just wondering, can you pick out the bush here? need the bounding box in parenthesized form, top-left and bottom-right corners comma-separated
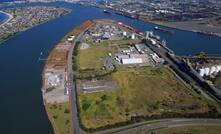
(64, 109, 70, 114)
(52, 115, 58, 119)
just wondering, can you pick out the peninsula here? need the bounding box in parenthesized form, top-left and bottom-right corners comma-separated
(42, 19, 221, 134)
(0, 6, 70, 44)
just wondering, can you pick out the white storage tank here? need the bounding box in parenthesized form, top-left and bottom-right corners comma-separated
(131, 34, 135, 39)
(123, 31, 127, 36)
(199, 68, 205, 76)
(205, 68, 210, 76)
(217, 65, 221, 73)
(210, 66, 216, 74)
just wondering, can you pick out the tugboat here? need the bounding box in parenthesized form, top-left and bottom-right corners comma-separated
(154, 26, 174, 35)
(103, 9, 111, 15)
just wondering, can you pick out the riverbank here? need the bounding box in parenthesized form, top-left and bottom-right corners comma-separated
(0, 6, 71, 44)
(151, 20, 221, 37)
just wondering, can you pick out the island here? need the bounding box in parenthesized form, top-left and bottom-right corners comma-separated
(0, 6, 70, 44)
(42, 19, 221, 134)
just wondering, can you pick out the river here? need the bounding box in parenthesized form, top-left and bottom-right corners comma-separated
(0, 2, 220, 134)
(0, 12, 6, 24)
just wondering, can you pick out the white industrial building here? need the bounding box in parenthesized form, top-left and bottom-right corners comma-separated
(121, 58, 143, 64)
(45, 72, 61, 87)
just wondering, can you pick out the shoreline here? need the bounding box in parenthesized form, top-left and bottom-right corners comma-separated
(150, 20, 221, 37)
(0, 8, 71, 44)
(95, 5, 221, 37)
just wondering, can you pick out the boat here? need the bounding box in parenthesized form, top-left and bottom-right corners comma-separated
(154, 26, 174, 35)
(103, 9, 111, 15)
(196, 31, 214, 36)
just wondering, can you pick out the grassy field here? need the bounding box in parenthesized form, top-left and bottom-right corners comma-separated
(155, 126, 221, 134)
(77, 39, 141, 71)
(46, 103, 71, 134)
(77, 41, 110, 70)
(78, 67, 221, 129)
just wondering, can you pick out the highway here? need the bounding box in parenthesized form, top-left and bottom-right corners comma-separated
(114, 118, 221, 134)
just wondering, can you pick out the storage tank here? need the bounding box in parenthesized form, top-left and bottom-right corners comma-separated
(131, 34, 135, 39)
(210, 66, 216, 74)
(123, 31, 127, 36)
(199, 68, 205, 76)
(205, 68, 210, 76)
(217, 65, 221, 73)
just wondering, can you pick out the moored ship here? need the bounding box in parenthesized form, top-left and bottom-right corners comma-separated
(196, 31, 214, 36)
(154, 26, 174, 35)
(103, 9, 111, 15)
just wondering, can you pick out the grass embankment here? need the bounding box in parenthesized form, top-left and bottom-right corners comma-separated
(155, 126, 221, 134)
(78, 67, 221, 129)
(46, 103, 71, 134)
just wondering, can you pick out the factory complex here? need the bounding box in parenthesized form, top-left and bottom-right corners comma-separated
(75, 19, 164, 94)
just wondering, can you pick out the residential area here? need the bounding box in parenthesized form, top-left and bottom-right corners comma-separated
(0, 6, 70, 43)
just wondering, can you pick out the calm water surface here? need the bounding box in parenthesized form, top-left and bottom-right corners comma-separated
(0, 2, 220, 134)
(0, 12, 6, 24)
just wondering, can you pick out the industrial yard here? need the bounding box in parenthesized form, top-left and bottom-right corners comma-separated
(42, 30, 77, 133)
(43, 42, 72, 104)
(184, 54, 221, 90)
(73, 20, 221, 130)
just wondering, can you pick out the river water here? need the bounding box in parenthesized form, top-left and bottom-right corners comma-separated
(0, 2, 221, 134)
(0, 12, 6, 24)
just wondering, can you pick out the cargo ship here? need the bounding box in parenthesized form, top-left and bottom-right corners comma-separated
(103, 9, 111, 15)
(115, 11, 137, 19)
(154, 26, 174, 35)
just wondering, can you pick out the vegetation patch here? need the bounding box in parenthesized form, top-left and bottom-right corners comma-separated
(46, 103, 71, 134)
(78, 67, 221, 129)
(77, 41, 110, 70)
(46, 86, 55, 93)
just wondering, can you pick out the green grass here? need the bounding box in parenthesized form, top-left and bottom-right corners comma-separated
(78, 67, 221, 129)
(46, 103, 71, 134)
(155, 126, 221, 134)
(77, 41, 110, 70)
(77, 39, 141, 71)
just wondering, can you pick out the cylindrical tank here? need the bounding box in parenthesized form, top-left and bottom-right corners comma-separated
(205, 68, 210, 76)
(199, 68, 205, 76)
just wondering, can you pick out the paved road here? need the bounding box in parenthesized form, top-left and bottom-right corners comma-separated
(115, 118, 221, 134)
(68, 31, 85, 134)
(68, 37, 81, 134)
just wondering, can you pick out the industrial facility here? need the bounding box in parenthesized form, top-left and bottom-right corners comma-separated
(42, 42, 72, 104)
